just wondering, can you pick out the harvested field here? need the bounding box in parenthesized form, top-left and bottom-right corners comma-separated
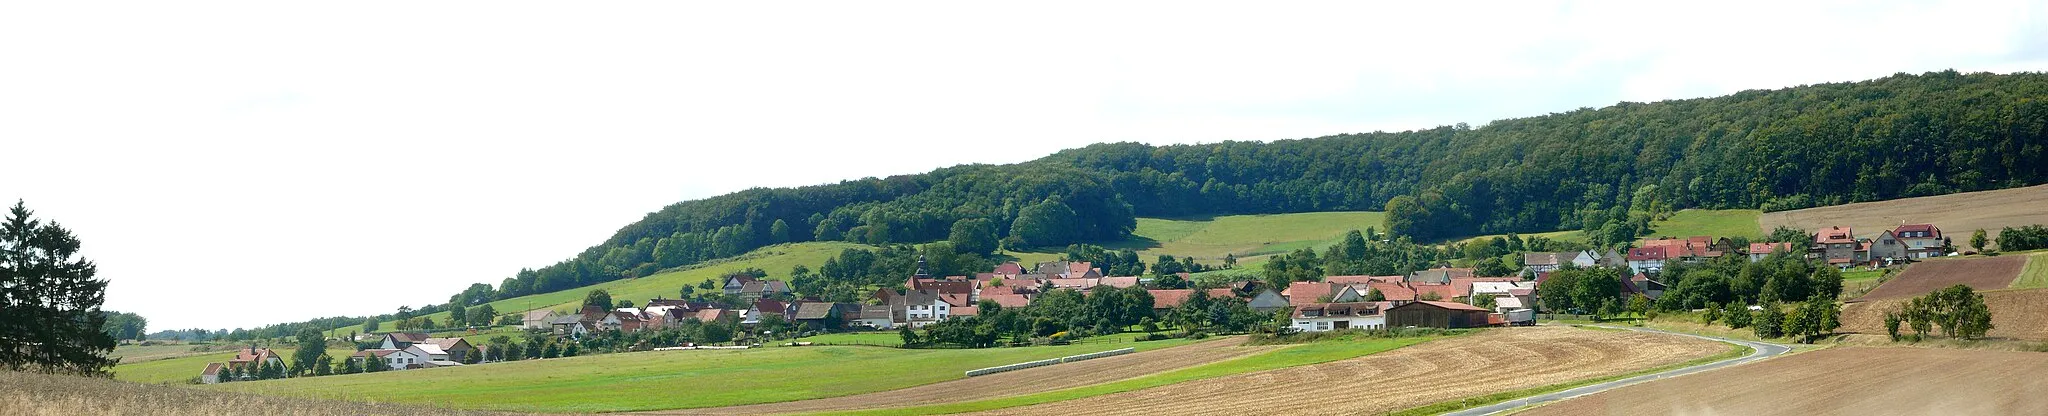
(1519, 347, 2048, 416)
(0, 371, 507, 416)
(965, 326, 1723, 416)
(1854, 256, 2026, 301)
(1759, 184, 2048, 247)
(658, 337, 1279, 415)
(1843, 287, 2048, 340)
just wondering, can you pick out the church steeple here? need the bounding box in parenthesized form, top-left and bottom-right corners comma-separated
(913, 254, 931, 279)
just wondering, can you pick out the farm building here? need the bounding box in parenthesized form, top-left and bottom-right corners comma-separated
(1385, 301, 1493, 328)
(1291, 302, 1388, 332)
(200, 362, 224, 384)
(521, 309, 558, 330)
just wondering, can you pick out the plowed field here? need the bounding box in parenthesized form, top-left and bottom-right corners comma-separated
(1855, 255, 2026, 301)
(655, 337, 1279, 415)
(1520, 347, 2048, 415)
(965, 326, 1723, 416)
(1843, 287, 2048, 340)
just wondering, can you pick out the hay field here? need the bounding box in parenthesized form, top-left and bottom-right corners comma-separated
(965, 326, 1722, 416)
(1519, 347, 2048, 415)
(1759, 184, 2048, 246)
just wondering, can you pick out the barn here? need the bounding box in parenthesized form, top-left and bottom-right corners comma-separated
(1385, 301, 1493, 328)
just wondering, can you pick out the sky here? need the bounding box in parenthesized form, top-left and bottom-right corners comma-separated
(3, 1, 2045, 332)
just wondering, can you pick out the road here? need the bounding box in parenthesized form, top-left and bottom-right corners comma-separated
(1441, 324, 1791, 416)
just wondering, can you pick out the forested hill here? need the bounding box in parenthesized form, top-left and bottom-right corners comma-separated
(475, 70, 2045, 305)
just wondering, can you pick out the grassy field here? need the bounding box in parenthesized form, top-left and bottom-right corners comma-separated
(791, 331, 903, 347)
(326, 242, 865, 338)
(1646, 209, 1763, 239)
(1456, 230, 1586, 246)
(108, 343, 236, 364)
(1014, 211, 1386, 268)
(843, 333, 1449, 415)
(203, 338, 1191, 413)
(2013, 252, 2048, 289)
(113, 347, 358, 385)
(1842, 268, 1888, 281)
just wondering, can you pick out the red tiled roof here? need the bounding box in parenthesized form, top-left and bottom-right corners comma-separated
(1626, 247, 1669, 261)
(1099, 276, 1142, 289)
(1148, 288, 1234, 309)
(1364, 281, 1418, 301)
(983, 293, 1032, 308)
(994, 262, 1026, 275)
(1748, 242, 1795, 255)
(1896, 224, 1941, 238)
(1816, 226, 1856, 244)
(953, 306, 979, 317)
(1287, 282, 1340, 305)
(938, 293, 973, 307)
(1325, 275, 1402, 285)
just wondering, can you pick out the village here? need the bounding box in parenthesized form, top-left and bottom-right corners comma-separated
(197, 223, 1953, 384)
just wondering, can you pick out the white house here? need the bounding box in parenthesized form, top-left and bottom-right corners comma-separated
(891, 290, 953, 327)
(352, 348, 426, 370)
(1571, 251, 1599, 267)
(521, 310, 558, 330)
(405, 344, 448, 362)
(853, 304, 894, 329)
(1290, 302, 1386, 332)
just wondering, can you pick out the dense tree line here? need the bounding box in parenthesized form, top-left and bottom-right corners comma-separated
(1044, 71, 2048, 241)
(1652, 253, 1843, 312)
(0, 201, 116, 375)
(1260, 230, 1448, 290)
(1996, 225, 2048, 252)
(100, 311, 147, 342)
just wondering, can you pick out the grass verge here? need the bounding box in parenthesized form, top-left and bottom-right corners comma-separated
(1383, 342, 1754, 416)
(826, 332, 1456, 416)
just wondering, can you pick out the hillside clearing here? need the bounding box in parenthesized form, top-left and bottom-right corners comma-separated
(1012, 212, 1386, 266)
(963, 326, 1722, 416)
(1759, 183, 2048, 246)
(203, 338, 1189, 413)
(1647, 209, 1762, 239)
(1854, 256, 2026, 302)
(1518, 347, 2048, 415)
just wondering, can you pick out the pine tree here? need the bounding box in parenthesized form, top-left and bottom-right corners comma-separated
(0, 201, 117, 375)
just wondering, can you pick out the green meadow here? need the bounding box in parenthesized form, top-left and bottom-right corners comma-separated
(1013, 211, 1388, 269)
(1646, 209, 1763, 239)
(113, 347, 357, 385)
(203, 338, 1193, 413)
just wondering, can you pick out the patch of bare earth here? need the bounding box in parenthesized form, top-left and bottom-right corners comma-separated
(1759, 183, 2048, 246)
(1521, 347, 2048, 416)
(965, 326, 1723, 416)
(652, 337, 1279, 415)
(1843, 287, 2048, 340)
(1855, 256, 2027, 302)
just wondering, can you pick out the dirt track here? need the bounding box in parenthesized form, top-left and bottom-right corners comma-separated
(653, 337, 1279, 415)
(1843, 287, 2048, 340)
(1759, 184, 2048, 247)
(966, 326, 1723, 416)
(1855, 256, 2027, 301)
(1520, 347, 2048, 415)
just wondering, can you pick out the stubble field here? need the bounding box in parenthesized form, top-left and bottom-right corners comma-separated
(1854, 255, 2027, 301)
(1519, 347, 2048, 415)
(963, 326, 1724, 416)
(1759, 183, 2048, 246)
(1842, 286, 2048, 340)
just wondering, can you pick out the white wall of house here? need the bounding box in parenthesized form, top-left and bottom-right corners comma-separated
(1291, 315, 1385, 332)
(854, 317, 893, 329)
(1628, 259, 1664, 273)
(384, 349, 423, 370)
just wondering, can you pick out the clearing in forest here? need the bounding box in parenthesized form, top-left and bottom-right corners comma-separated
(1853, 255, 2027, 302)
(963, 326, 1723, 416)
(1519, 347, 2048, 416)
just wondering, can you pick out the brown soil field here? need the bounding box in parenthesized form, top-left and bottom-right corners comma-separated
(654, 337, 1280, 415)
(965, 326, 1724, 416)
(1520, 347, 2048, 416)
(1842, 287, 2048, 340)
(0, 370, 508, 416)
(1854, 256, 2027, 301)
(1759, 183, 2048, 247)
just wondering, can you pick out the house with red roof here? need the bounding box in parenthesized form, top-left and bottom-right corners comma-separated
(1747, 242, 1798, 262)
(1290, 302, 1389, 332)
(1385, 301, 1494, 328)
(1811, 226, 1869, 269)
(1147, 288, 1235, 312)
(1894, 224, 1947, 258)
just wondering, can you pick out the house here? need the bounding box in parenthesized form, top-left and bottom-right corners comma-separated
(1596, 248, 1628, 268)
(1747, 242, 1797, 262)
(602, 309, 646, 332)
(521, 309, 558, 330)
(1521, 252, 1576, 274)
(1811, 226, 1868, 269)
(1895, 224, 1947, 258)
(1496, 288, 1536, 313)
(993, 262, 1026, 275)
(1384, 301, 1494, 328)
(1098, 276, 1142, 289)
(1869, 229, 1908, 263)
(743, 299, 791, 326)
(890, 290, 955, 327)
(1469, 281, 1533, 301)
(201, 362, 225, 384)
(349, 347, 427, 370)
(1641, 237, 1725, 262)
(1362, 281, 1419, 304)
(738, 280, 791, 302)
(1570, 251, 1600, 268)
(1407, 268, 1474, 285)
(722, 274, 759, 296)
(689, 308, 733, 325)
(225, 345, 284, 373)
(1625, 247, 1669, 273)
(1623, 273, 1667, 300)
(377, 332, 431, 350)
(1245, 289, 1290, 312)
(428, 338, 474, 362)
(853, 304, 894, 329)
(1291, 302, 1388, 332)
(981, 293, 1033, 309)
(549, 314, 593, 337)
(404, 343, 448, 362)
(1284, 282, 1361, 306)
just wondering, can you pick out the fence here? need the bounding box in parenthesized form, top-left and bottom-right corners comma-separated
(963, 347, 1134, 377)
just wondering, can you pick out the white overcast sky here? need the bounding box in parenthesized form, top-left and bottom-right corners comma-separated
(4, 1, 2045, 332)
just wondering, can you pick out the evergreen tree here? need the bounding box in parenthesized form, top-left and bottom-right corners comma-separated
(0, 201, 116, 375)
(314, 355, 333, 376)
(291, 328, 324, 376)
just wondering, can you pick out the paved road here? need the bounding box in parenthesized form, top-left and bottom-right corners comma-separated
(1441, 324, 1791, 416)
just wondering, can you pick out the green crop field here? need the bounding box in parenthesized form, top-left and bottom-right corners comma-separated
(202, 338, 1192, 413)
(114, 347, 357, 385)
(792, 331, 904, 347)
(326, 242, 866, 338)
(1646, 209, 1763, 239)
(2011, 251, 2048, 289)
